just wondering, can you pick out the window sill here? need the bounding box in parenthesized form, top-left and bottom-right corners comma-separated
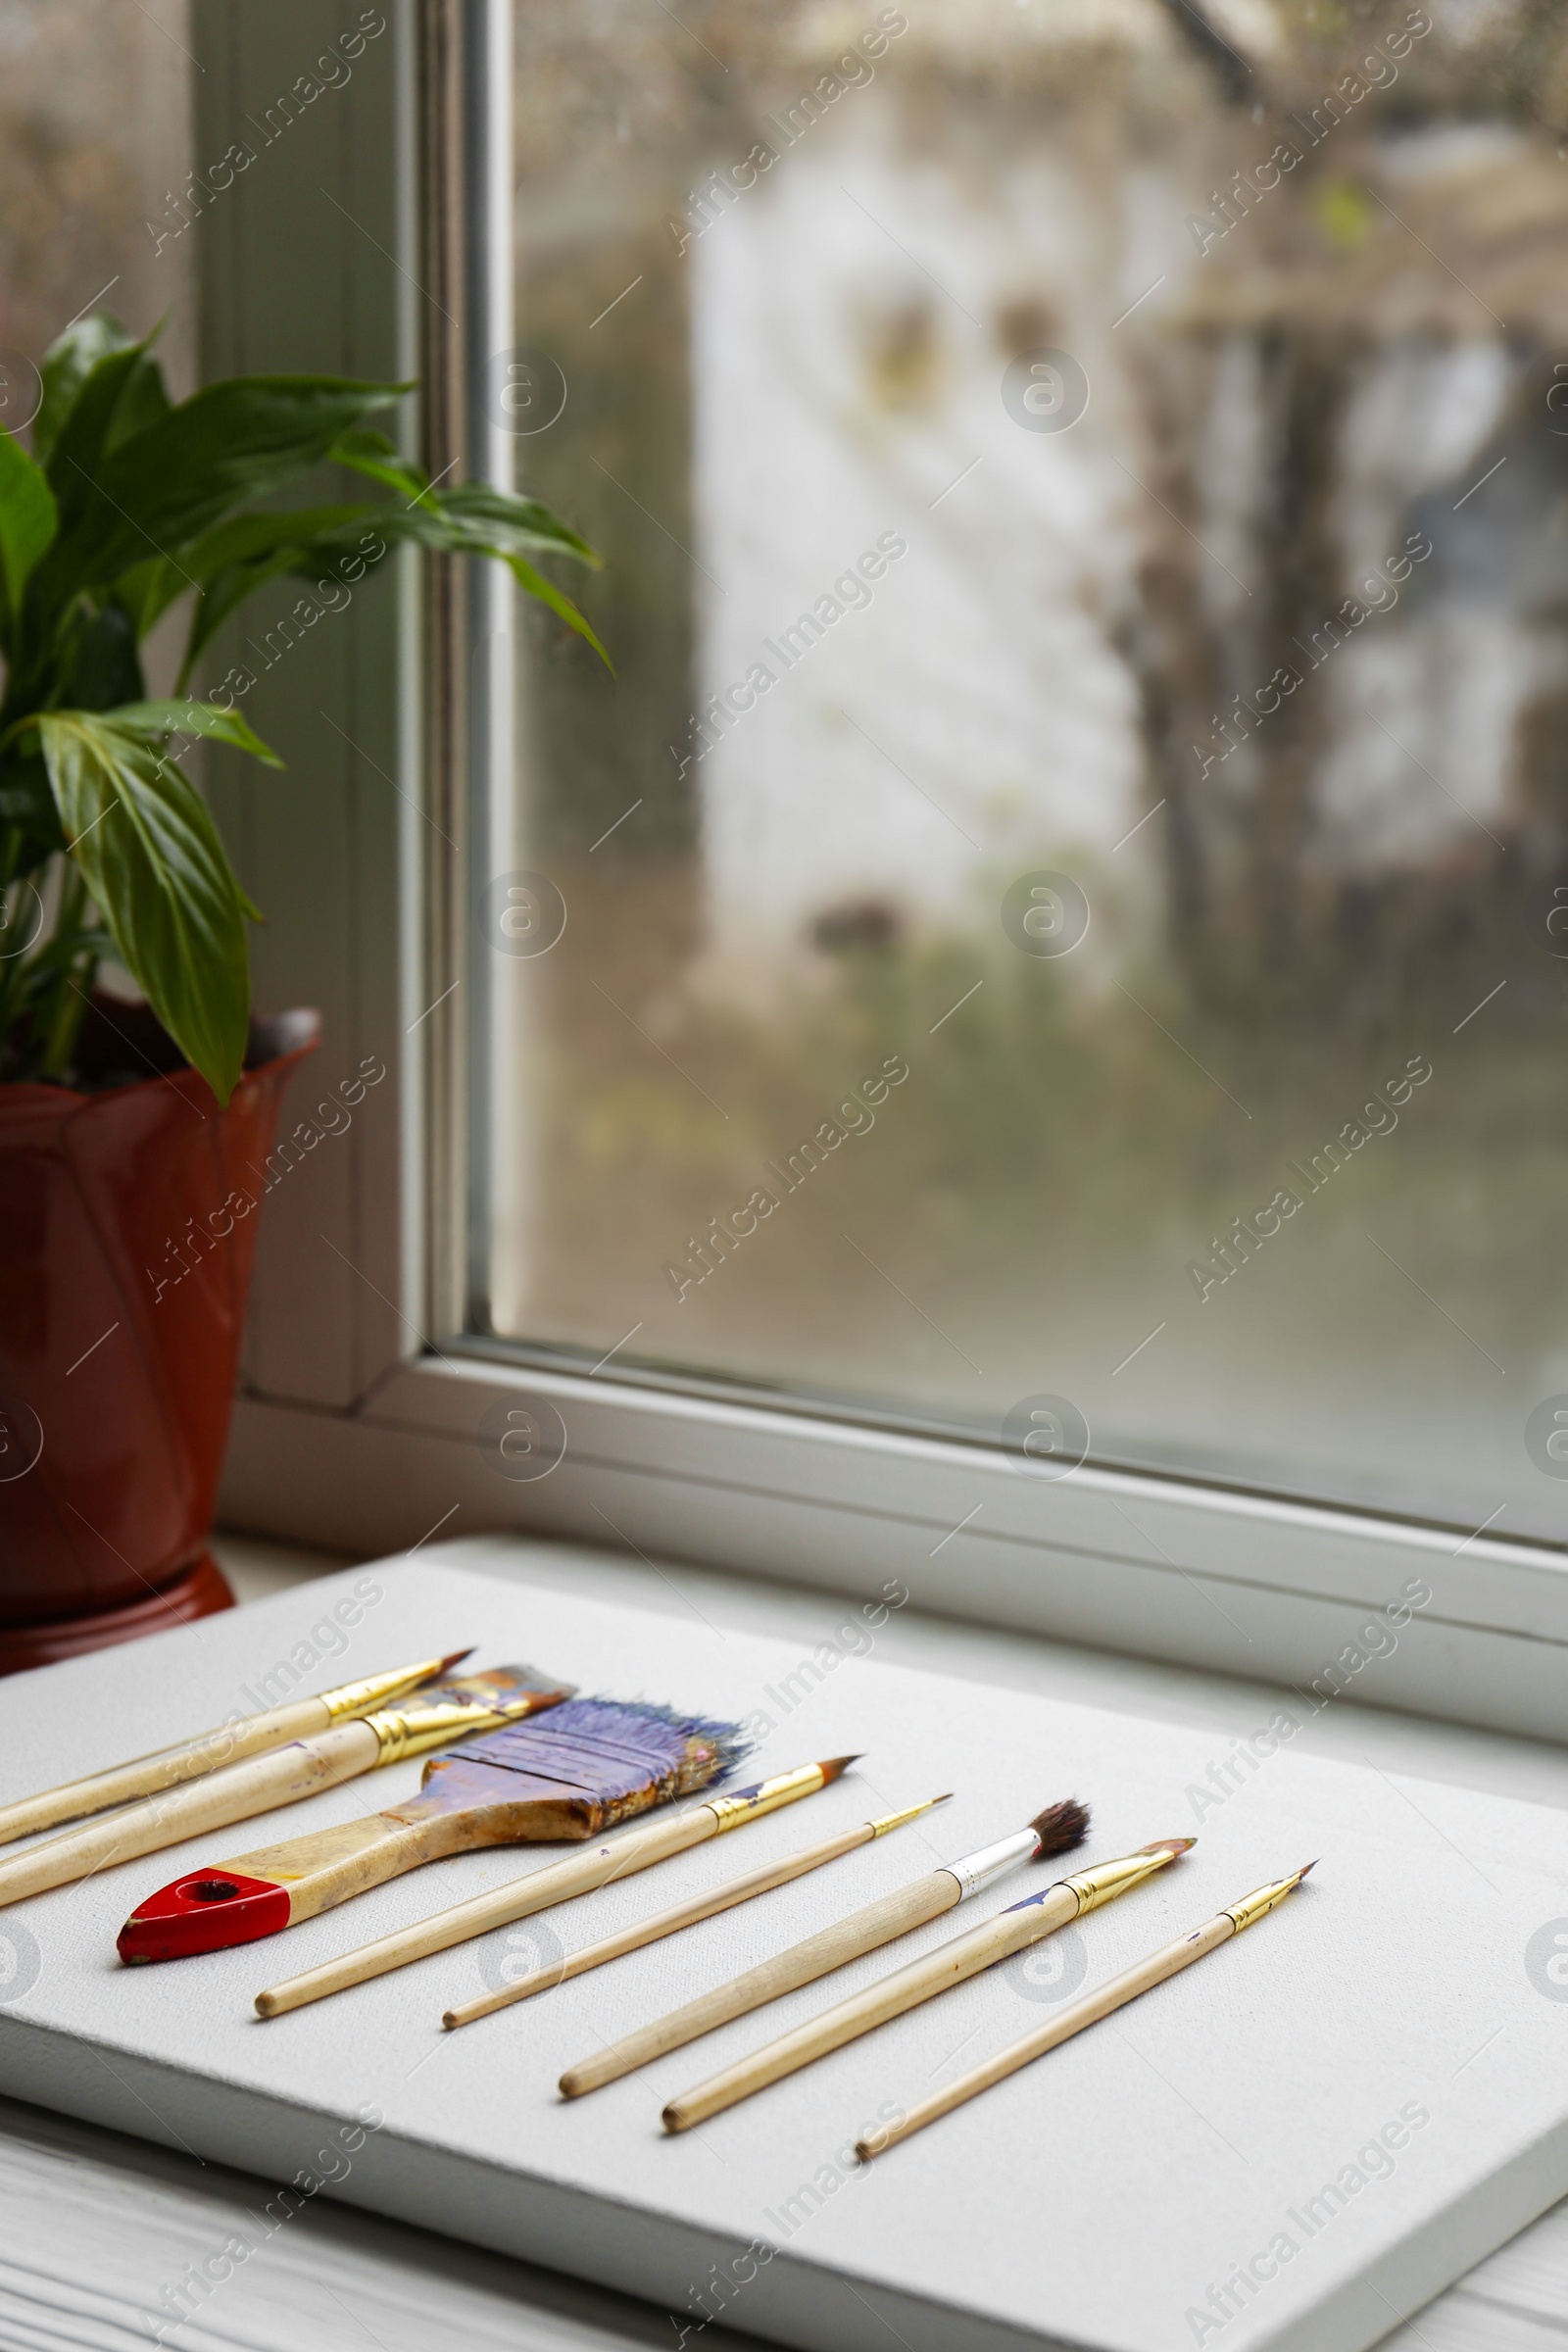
(221, 1352, 1568, 1745)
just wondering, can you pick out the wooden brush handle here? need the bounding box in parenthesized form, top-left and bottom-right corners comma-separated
(864, 1914, 1236, 2155)
(255, 1803, 718, 2017)
(446, 1822, 875, 2029)
(218, 1779, 518, 1926)
(0, 1723, 379, 1905)
(559, 1869, 961, 2098)
(0, 1698, 332, 1847)
(662, 1882, 1080, 2132)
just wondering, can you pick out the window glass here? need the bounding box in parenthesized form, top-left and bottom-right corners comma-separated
(487, 0, 1568, 1541)
(0, 0, 195, 421)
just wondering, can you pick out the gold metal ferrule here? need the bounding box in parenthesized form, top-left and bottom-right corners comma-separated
(706, 1762, 826, 1832)
(869, 1794, 948, 1838)
(367, 1696, 539, 1766)
(1059, 1838, 1194, 1918)
(321, 1655, 456, 1723)
(1223, 1865, 1313, 1936)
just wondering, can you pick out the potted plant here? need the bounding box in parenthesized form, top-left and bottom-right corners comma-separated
(0, 314, 603, 1672)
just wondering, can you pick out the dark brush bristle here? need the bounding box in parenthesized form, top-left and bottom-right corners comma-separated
(1030, 1797, 1091, 1857)
(818, 1755, 861, 1784)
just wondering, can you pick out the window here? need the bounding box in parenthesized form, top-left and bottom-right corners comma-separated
(472, 0, 1568, 1544)
(187, 0, 1568, 1741)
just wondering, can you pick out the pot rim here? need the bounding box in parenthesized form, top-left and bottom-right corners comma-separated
(0, 1006, 322, 1110)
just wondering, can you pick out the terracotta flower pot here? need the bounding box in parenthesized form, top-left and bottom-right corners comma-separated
(0, 1002, 319, 1674)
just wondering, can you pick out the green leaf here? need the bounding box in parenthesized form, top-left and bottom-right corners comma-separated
(64, 599, 145, 711)
(335, 482, 611, 666)
(175, 486, 612, 678)
(33, 314, 138, 467)
(44, 341, 155, 523)
(0, 426, 58, 628)
(179, 549, 309, 683)
(180, 504, 378, 578)
(33, 709, 265, 1102)
(42, 373, 410, 605)
(0, 746, 61, 851)
(134, 502, 373, 644)
(453, 481, 601, 566)
(413, 480, 600, 566)
(174, 513, 377, 684)
(506, 553, 612, 669)
(291, 437, 603, 564)
(110, 699, 282, 764)
(329, 425, 431, 503)
(103, 347, 172, 454)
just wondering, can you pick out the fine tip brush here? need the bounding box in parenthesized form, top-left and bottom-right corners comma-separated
(0, 1649, 475, 1847)
(443, 1790, 954, 2032)
(662, 1833, 1195, 2132)
(121, 1698, 745, 1966)
(559, 1794, 1091, 2101)
(858, 1861, 1314, 2159)
(251, 1748, 856, 2018)
(0, 1667, 573, 1914)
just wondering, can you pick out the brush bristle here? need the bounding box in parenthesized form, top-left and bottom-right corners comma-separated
(818, 1755, 861, 1783)
(1139, 1836, 1197, 1857)
(447, 1697, 751, 1825)
(665, 1709, 752, 1794)
(569, 1698, 752, 1797)
(435, 1647, 474, 1675)
(1298, 1860, 1317, 1880)
(1030, 1797, 1090, 1856)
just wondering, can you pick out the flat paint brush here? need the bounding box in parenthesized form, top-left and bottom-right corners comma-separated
(253, 1752, 848, 2018)
(559, 1795, 1089, 2101)
(0, 1650, 473, 1845)
(662, 1835, 1193, 2132)
(1, 1668, 572, 1911)
(122, 1698, 749, 1968)
(858, 1863, 1315, 2159)
(444, 1792, 950, 2031)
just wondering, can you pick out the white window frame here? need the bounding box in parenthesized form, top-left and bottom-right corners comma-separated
(200, 0, 1568, 1745)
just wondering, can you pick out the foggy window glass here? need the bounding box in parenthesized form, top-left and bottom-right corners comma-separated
(0, 0, 195, 426)
(485, 0, 1568, 1542)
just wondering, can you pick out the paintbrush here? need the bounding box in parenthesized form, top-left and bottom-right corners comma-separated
(662, 1835, 1193, 2132)
(252, 1751, 848, 2017)
(122, 1698, 749, 1967)
(443, 1792, 951, 2031)
(0, 1668, 573, 1911)
(858, 1864, 1315, 2159)
(559, 1795, 1090, 2100)
(0, 1650, 473, 1845)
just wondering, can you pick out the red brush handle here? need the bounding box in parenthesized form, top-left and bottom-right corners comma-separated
(118, 1872, 292, 1961)
(118, 1811, 440, 1962)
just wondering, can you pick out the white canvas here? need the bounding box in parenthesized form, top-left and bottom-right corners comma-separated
(1, 1548, 1564, 2352)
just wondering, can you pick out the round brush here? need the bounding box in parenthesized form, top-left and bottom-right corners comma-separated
(662, 1834, 1195, 2132)
(559, 1796, 1090, 2100)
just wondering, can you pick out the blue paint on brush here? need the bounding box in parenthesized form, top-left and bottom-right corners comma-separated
(429, 1697, 750, 1827)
